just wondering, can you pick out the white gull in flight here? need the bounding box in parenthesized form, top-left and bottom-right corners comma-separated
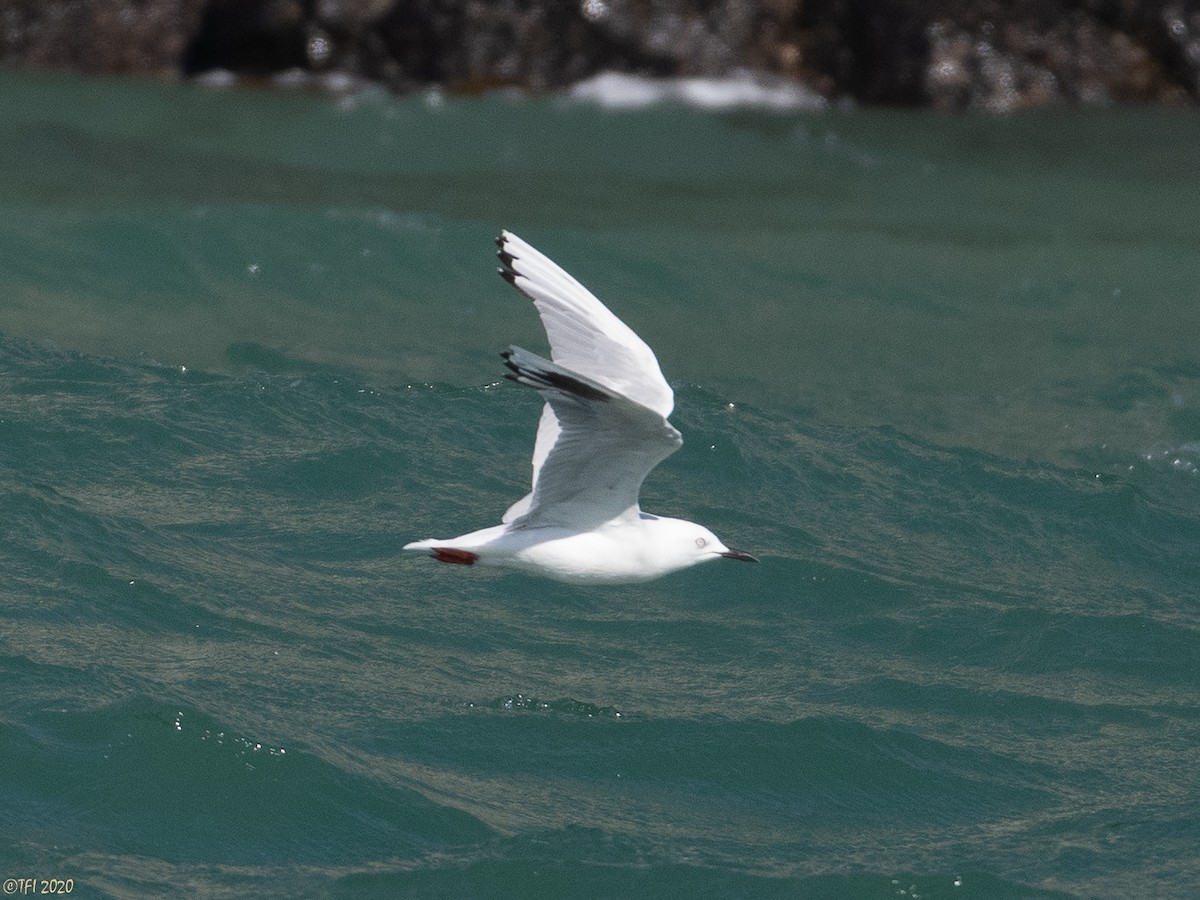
(403, 231, 757, 584)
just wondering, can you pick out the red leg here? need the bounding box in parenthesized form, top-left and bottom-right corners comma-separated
(431, 547, 478, 565)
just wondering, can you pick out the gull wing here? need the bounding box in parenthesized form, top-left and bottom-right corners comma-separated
(501, 346, 682, 529)
(496, 231, 676, 523)
(496, 231, 674, 417)
(501, 402, 558, 523)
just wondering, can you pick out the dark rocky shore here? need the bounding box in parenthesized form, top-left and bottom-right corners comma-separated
(2, 0, 1198, 110)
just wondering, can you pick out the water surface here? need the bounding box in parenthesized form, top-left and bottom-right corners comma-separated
(1, 72, 1198, 898)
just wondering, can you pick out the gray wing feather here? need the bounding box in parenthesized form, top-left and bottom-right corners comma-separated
(502, 346, 681, 529)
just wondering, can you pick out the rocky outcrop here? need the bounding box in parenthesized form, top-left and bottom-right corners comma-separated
(1, 0, 1198, 109)
(0, 0, 208, 74)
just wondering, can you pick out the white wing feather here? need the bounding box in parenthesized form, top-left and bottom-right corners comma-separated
(501, 346, 681, 528)
(497, 231, 674, 416)
(501, 403, 558, 523)
(498, 231, 679, 524)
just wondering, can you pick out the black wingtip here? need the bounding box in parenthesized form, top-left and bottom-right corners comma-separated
(500, 349, 521, 381)
(501, 347, 612, 403)
(497, 242, 520, 288)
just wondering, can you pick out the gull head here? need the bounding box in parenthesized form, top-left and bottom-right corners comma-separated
(643, 516, 759, 574)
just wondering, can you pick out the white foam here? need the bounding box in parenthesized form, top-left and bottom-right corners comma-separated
(567, 69, 828, 112)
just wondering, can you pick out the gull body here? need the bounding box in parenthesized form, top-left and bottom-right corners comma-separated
(403, 231, 757, 584)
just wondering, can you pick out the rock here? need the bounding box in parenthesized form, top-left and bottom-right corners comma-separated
(920, 1, 1194, 111)
(0, 0, 207, 74)
(1, 0, 1197, 109)
(181, 0, 308, 76)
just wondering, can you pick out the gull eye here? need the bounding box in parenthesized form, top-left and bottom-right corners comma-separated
(695, 537, 707, 548)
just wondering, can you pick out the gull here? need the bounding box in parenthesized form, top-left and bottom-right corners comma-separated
(403, 231, 758, 584)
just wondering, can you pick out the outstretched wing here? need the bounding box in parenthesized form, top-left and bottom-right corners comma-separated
(497, 230, 674, 416)
(501, 346, 681, 529)
(496, 231, 677, 523)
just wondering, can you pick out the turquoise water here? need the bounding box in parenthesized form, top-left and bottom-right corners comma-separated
(1, 72, 1199, 897)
